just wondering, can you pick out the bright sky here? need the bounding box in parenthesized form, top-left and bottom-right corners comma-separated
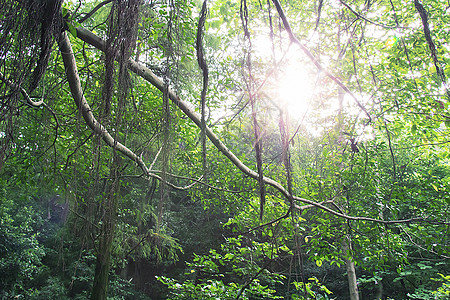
(276, 49, 316, 119)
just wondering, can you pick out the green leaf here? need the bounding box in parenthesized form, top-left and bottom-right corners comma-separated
(67, 22, 77, 37)
(431, 183, 438, 192)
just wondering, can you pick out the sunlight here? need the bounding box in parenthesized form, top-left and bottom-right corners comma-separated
(251, 33, 336, 131)
(252, 34, 317, 122)
(277, 61, 315, 120)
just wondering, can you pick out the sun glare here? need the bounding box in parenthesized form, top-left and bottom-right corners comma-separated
(277, 62, 315, 120)
(252, 34, 318, 123)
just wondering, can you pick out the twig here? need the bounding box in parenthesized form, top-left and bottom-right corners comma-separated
(70, 207, 100, 230)
(64, 132, 94, 169)
(399, 225, 450, 259)
(236, 259, 272, 299)
(78, 0, 113, 23)
(149, 146, 162, 170)
(0, 71, 44, 107)
(340, 0, 402, 29)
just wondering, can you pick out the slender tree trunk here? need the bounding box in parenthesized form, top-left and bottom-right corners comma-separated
(375, 278, 383, 299)
(90, 176, 119, 300)
(334, 18, 360, 298)
(343, 236, 359, 300)
(90, 231, 114, 300)
(335, 24, 360, 299)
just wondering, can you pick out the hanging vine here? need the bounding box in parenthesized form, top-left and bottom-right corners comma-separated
(240, 0, 266, 220)
(196, 0, 209, 175)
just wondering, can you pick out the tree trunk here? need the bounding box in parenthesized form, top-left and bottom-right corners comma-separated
(335, 23, 360, 300)
(90, 176, 119, 300)
(90, 235, 114, 300)
(343, 236, 359, 300)
(375, 278, 383, 299)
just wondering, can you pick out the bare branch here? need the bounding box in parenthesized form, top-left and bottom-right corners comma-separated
(149, 146, 162, 170)
(64, 132, 94, 170)
(78, 0, 113, 23)
(340, 0, 402, 29)
(69, 25, 439, 225)
(0, 71, 44, 107)
(147, 172, 200, 191)
(0, 71, 60, 160)
(57, 31, 150, 175)
(152, 171, 240, 193)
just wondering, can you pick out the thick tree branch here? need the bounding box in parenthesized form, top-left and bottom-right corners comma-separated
(58, 31, 201, 192)
(58, 31, 149, 174)
(69, 26, 438, 225)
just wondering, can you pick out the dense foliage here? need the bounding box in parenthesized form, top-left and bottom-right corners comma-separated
(0, 0, 449, 299)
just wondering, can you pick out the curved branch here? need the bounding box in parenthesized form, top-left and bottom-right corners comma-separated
(58, 32, 203, 192)
(0, 71, 60, 159)
(147, 172, 200, 190)
(57, 31, 150, 175)
(0, 72, 44, 107)
(196, 0, 209, 173)
(70, 26, 435, 225)
(78, 0, 113, 23)
(152, 171, 242, 193)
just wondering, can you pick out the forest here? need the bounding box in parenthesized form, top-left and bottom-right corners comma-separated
(0, 0, 449, 299)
